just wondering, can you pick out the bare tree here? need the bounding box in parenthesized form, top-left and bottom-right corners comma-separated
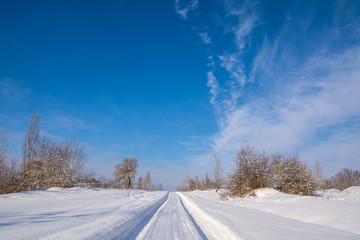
(195, 175, 201, 190)
(213, 153, 224, 192)
(0, 130, 20, 194)
(20, 113, 41, 190)
(22, 112, 40, 167)
(205, 172, 212, 190)
(62, 139, 88, 187)
(329, 168, 360, 190)
(200, 177, 205, 190)
(158, 183, 164, 191)
(313, 160, 325, 190)
(143, 171, 151, 191)
(137, 176, 144, 190)
(186, 174, 196, 191)
(314, 160, 323, 179)
(0, 129, 7, 161)
(114, 158, 138, 189)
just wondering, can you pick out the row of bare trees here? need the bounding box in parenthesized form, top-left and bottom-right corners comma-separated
(0, 113, 92, 194)
(176, 172, 214, 192)
(1, 114, 165, 194)
(178, 145, 360, 198)
(177, 153, 224, 192)
(137, 171, 161, 190)
(112, 157, 164, 191)
(325, 168, 360, 190)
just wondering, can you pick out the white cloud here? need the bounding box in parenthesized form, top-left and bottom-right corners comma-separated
(213, 1, 259, 113)
(198, 32, 211, 44)
(206, 71, 220, 110)
(174, 0, 259, 115)
(224, 0, 259, 50)
(212, 46, 360, 173)
(174, 0, 360, 176)
(174, 0, 199, 20)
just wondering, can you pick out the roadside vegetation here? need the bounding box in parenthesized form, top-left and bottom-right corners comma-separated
(178, 145, 360, 199)
(1, 112, 358, 195)
(0, 112, 163, 194)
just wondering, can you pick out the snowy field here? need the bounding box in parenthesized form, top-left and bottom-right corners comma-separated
(1, 187, 360, 240)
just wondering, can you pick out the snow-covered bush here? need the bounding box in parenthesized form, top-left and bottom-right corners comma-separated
(218, 189, 230, 201)
(20, 138, 90, 191)
(0, 160, 19, 194)
(227, 145, 318, 197)
(1, 113, 93, 194)
(227, 145, 270, 197)
(269, 155, 317, 196)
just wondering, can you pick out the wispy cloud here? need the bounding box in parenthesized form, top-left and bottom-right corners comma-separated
(0, 78, 32, 104)
(174, 0, 199, 20)
(211, 47, 360, 171)
(198, 32, 211, 44)
(44, 112, 91, 131)
(212, 1, 360, 170)
(225, 0, 260, 51)
(206, 71, 220, 111)
(39, 110, 100, 143)
(175, 0, 260, 115)
(175, 0, 360, 173)
(218, 0, 260, 112)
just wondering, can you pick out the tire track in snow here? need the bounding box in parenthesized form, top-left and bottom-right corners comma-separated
(177, 192, 240, 240)
(136, 192, 208, 240)
(101, 192, 169, 240)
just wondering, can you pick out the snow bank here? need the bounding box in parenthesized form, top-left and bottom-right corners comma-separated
(342, 186, 360, 200)
(181, 191, 359, 239)
(251, 187, 282, 197)
(322, 186, 360, 201)
(219, 187, 360, 236)
(0, 188, 167, 240)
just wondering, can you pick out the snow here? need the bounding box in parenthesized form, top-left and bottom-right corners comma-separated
(322, 186, 360, 201)
(136, 192, 207, 239)
(0, 188, 167, 240)
(181, 190, 359, 239)
(222, 187, 360, 235)
(1, 187, 360, 239)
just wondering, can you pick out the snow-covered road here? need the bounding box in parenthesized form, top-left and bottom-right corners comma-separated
(1, 188, 360, 240)
(136, 192, 206, 240)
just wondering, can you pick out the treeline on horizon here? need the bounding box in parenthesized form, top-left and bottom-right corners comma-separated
(1, 113, 359, 196)
(0, 113, 163, 194)
(177, 145, 360, 199)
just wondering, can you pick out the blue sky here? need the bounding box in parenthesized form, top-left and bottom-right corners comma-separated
(1, 0, 360, 190)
